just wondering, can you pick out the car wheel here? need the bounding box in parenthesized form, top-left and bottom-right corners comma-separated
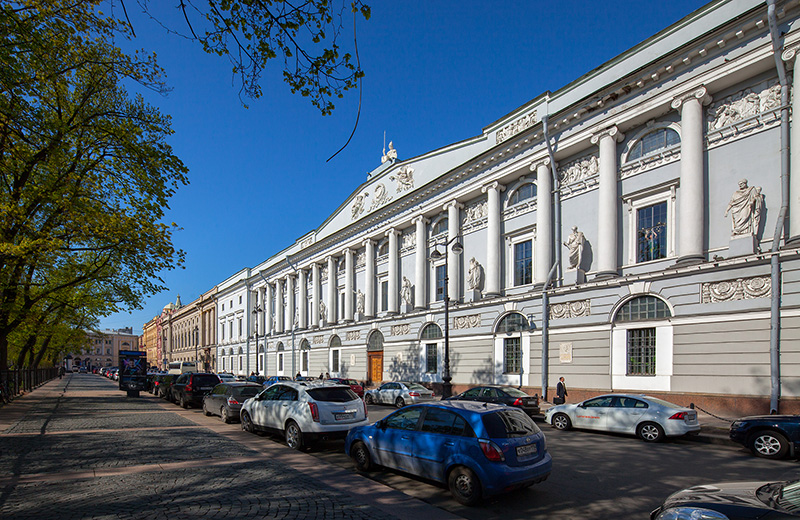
(351, 441, 372, 472)
(395, 397, 405, 408)
(448, 466, 482, 506)
(241, 411, 255, 433)
(751, 430, 789, 459)
(285, 420, 304, 450)
(202, 402, 212, 416)
(180, 394, 188, 409)
(552, 413, 572, 430)
(221, 407, 232, 424)
(364, 394, 374, 405)
(637, 422, 665, 442)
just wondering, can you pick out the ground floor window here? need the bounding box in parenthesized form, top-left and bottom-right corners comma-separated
(332, 349, 340, 372)
(302, 351, 309, 372)
(425, 344, 437, 373)
(627, 328, 656, 376)
(278, 353, 284, 372)
(503, 337, 521, 374)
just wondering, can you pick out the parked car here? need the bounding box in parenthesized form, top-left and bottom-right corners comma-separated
(650, 479, 800, 519)
(263, 375, 292, 387)
(170, 373, 221, 408)
(329, 378, 364, 398)
(543, 394, 699, 442)
(217, 373, 236, 383)
(364, 381, 435, 407)
(240, 382, 368, 450)
(246, 375, 265, 384)
(448, 385, 540, 416)
(345, 401, 551, 506)
(154, 374, 178, 398)
(203, 382, 263, 423)
(729, 415, 800, 459)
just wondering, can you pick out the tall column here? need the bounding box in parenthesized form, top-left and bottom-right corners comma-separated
(413, 216, 428, 310)
(344, 248, 354, 321)
(672, 87, 711, 264)
(285, 274, 295, 332)
(534, 159, 553, 283)
(327, 256, 337, 325)
(298, 268, 307, 329)
(784, 49, 800, 245)
(445, 201, 463, 301)
(363, 239, 375, 318)
(265, 283, 274, 335)
(482, 182, 504, 296)
(591, 126, 624, 278)
(387, 229, 399, 314)
(275, 280, 284, 334)
(258, 287, 266, 334)
(311, 263, 320, 328)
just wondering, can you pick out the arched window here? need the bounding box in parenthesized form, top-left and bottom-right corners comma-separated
(367, 330, 384, 351)
(300, 339, 310, 350)
(277, 342, 284, 351)
(301, 339, 310, 372)
(329, 335, 341, 348)
(496, 312, 529, 334)
(615, 295, 671, 322)
(238, 347, 243, 355)
(228, 348, 234, 356)
(432, 218, 448, 236)
(378, 241, 389, 256)
(509, 183, 537, 205)
(421, 323, 442, 339)
(628, 128, 680, 160)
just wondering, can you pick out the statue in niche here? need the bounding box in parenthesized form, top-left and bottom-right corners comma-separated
(401, 276, 412, 306)
(725, 178, 764, 237)
(381, 141, 398, 164)
(319, 301, 327, 322)
(356, 290, 365, 314)
(467, 257, 482, 291)
(563, 226, 585, 270)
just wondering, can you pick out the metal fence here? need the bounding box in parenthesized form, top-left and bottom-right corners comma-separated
(0, 368, 59, 401)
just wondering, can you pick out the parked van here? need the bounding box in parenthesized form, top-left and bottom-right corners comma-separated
(167, 361, 197, 375)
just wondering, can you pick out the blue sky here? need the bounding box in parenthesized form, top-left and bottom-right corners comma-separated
(101, 0, 709, 334)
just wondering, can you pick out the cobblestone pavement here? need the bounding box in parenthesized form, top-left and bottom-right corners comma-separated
(0, 374, 462, 520)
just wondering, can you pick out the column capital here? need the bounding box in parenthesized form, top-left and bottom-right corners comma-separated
(385, 228, 400, 238)
(481, 181, 506, 194)
(443, 200, 463, 211)
(590, 125, 625, 144)
(362, 238, 375, 248)
(342, 247, 352, 256)
(782, 46, 799, 64)
(411, 214, 430, 225)
(530, 157, 555, 172)
(670, 85, 712, 110)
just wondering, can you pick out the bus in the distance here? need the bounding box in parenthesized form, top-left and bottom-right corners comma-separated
(167, 361, 197, 375)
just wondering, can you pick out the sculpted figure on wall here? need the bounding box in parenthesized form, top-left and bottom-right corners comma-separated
(467, 257, 482, 291)
(351, 192, 367, 220)
(319, 301, 327, 322)
(563, 226, 585, 270)
(401, 276, 412, 306)
(381, 141, 397, 164)
(724, 179, 764, 237)
(390, 165, 414, 192)
(356, 290, 365, 314)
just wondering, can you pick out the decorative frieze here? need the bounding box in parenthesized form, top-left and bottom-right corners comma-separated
(558, 154, 599, 185)
(401, 231, 416, 252)
(496, 110, 538, 144)
(462, 201, 488, 225)
(701, 276, 771, 303)
(549, 300, 591, 319)
(453, 314, 481, 329)
(390, 165, 414, 193)
(346, 330, 361, 341)
(355, 251, 366, 268)
(369, 183, 392, 211)
(705, 80, 782, 149)
(391, 324, 410, 335)
(320, 266, 328, 282)
(312, 335, 325, 345)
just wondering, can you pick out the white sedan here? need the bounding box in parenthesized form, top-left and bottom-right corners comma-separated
(240, 382, 369, 450)
(543, 393, 699, 442)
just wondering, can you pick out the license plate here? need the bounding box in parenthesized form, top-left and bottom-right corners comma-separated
(334, 412, 355, 421)
(516, 444, 537, 457)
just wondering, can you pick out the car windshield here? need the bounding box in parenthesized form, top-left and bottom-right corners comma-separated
(405, 383, 428, 391)
(482, 409, 541, 438)
(193, 375, 221, 386)
(776, 480, 800, 512)
(642, 396, 684, 409)
(502, 387, 530, 397)
(343, 379, 359, 385)
(233, 387, 261, 399)
(307, 387, 358, 402)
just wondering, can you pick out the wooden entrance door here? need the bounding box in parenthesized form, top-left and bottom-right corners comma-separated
(367, 351, 383, 383)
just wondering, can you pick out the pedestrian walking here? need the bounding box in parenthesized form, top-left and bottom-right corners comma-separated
(554, 377, 568, 404)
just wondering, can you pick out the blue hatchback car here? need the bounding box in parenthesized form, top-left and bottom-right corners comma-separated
(262, 375, 292, 388)
(344, 400, 552, 505)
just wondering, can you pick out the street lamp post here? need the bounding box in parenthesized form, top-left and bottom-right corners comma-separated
(194, 325, 199, 370)
(429, 235, 463, 398)
(252, 304, 262, 375)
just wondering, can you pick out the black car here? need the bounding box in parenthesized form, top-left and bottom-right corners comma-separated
(203, 382, 262, 423)
(154, 374, 178, 399)
(170, 373, 221, 409)
(651, 479, 800, 519)
(448, 385, 540, 416)
(729, 415, 800, 459)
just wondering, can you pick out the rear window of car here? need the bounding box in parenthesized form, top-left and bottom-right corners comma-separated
(405, 383, 428, 391)
(233, 387, 261, 399)
(482, 409, 542, 438)
(306, 387, 358, 402)
(502, 387, 531, 398)
(193, 375, 221, 386)
(642, 397, 682, 409)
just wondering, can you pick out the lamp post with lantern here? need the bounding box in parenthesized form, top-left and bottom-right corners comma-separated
(429, 235, 463, 398)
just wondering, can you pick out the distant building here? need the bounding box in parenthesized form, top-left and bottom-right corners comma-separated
(64, 328, 140, 371)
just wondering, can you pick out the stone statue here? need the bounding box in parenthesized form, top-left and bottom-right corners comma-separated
(381, 141, 397, 164)
(563, 226, 585, 270)
(725, 179, 764, 237)
(319, 301, 327, 322)
(356, 290, 365, 314)
(401, 276, 412, 306)
(467, 257, 482, 290)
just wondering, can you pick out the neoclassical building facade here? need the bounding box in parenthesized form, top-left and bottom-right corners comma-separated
(213, 0, 800, 414)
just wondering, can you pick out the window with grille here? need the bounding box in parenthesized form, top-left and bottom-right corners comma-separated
(421, 324, 442, 339)
(381, 280, 389, 311)
(278, 353, 283, 372)
(509, 183, 536, 205)
(302, 351, 309, 372)
(617, 296, 670, 322)
(627, 328, 656, 376)
(637, 202, 667, 262)
(435, 265, 446, 301)
(332, 349, 340, 372)
(426, 344, 437, 373)
(514, 240, 532, 286)
(628, 128, 680, 160)
(432, 218, 448, 236)
(503, 337, 521, 374)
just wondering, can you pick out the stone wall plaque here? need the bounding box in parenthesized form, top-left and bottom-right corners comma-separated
(701, 276, 770, 303)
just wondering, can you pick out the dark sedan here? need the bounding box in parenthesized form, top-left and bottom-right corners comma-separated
(170, 373, 221, 408)
(651, 479, 800, 519)
(203, 382, 262, 423)
(448, 385, 540, 416)
(730, 415, 800, 459)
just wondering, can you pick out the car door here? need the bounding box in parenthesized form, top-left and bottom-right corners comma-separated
(252, 385, 283, 428)
(411, 407, 471, 481)
(377, 383, 394, 405)
(457, 387, 483, 402)
(373, 406, 424, 472)
(275, 386, 301, 430)
(572, 395, 613, 430)
(207, 384, 225, 412)
(607, 396, 649, 433)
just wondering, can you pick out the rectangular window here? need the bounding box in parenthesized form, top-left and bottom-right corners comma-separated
(239, 356, 242, 370)
(381, 281, 389, 312)
(221, 325, 225, 340)
(229, 322, 233, 337)
(637, 202, 667, 262)
(340, 292, 345, 320)
(332, 350, 340, 372)
(238, 318, 242, 337)
(514, 240, 533, 286)
(302, 351, 309, 372)
(435, 265, 446, 301)
(278, 353, 284, 372)
(425, 344, 437, 374)
(627, 328, 656, 375)
(503, 337, 521, 374)
(258, 355, 263, 371)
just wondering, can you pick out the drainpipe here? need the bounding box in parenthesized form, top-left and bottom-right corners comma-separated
(541, 115, 562, 400)
(767, 0, 789, 413)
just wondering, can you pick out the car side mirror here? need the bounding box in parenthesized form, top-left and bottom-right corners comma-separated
(377, 419, 387, 430)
